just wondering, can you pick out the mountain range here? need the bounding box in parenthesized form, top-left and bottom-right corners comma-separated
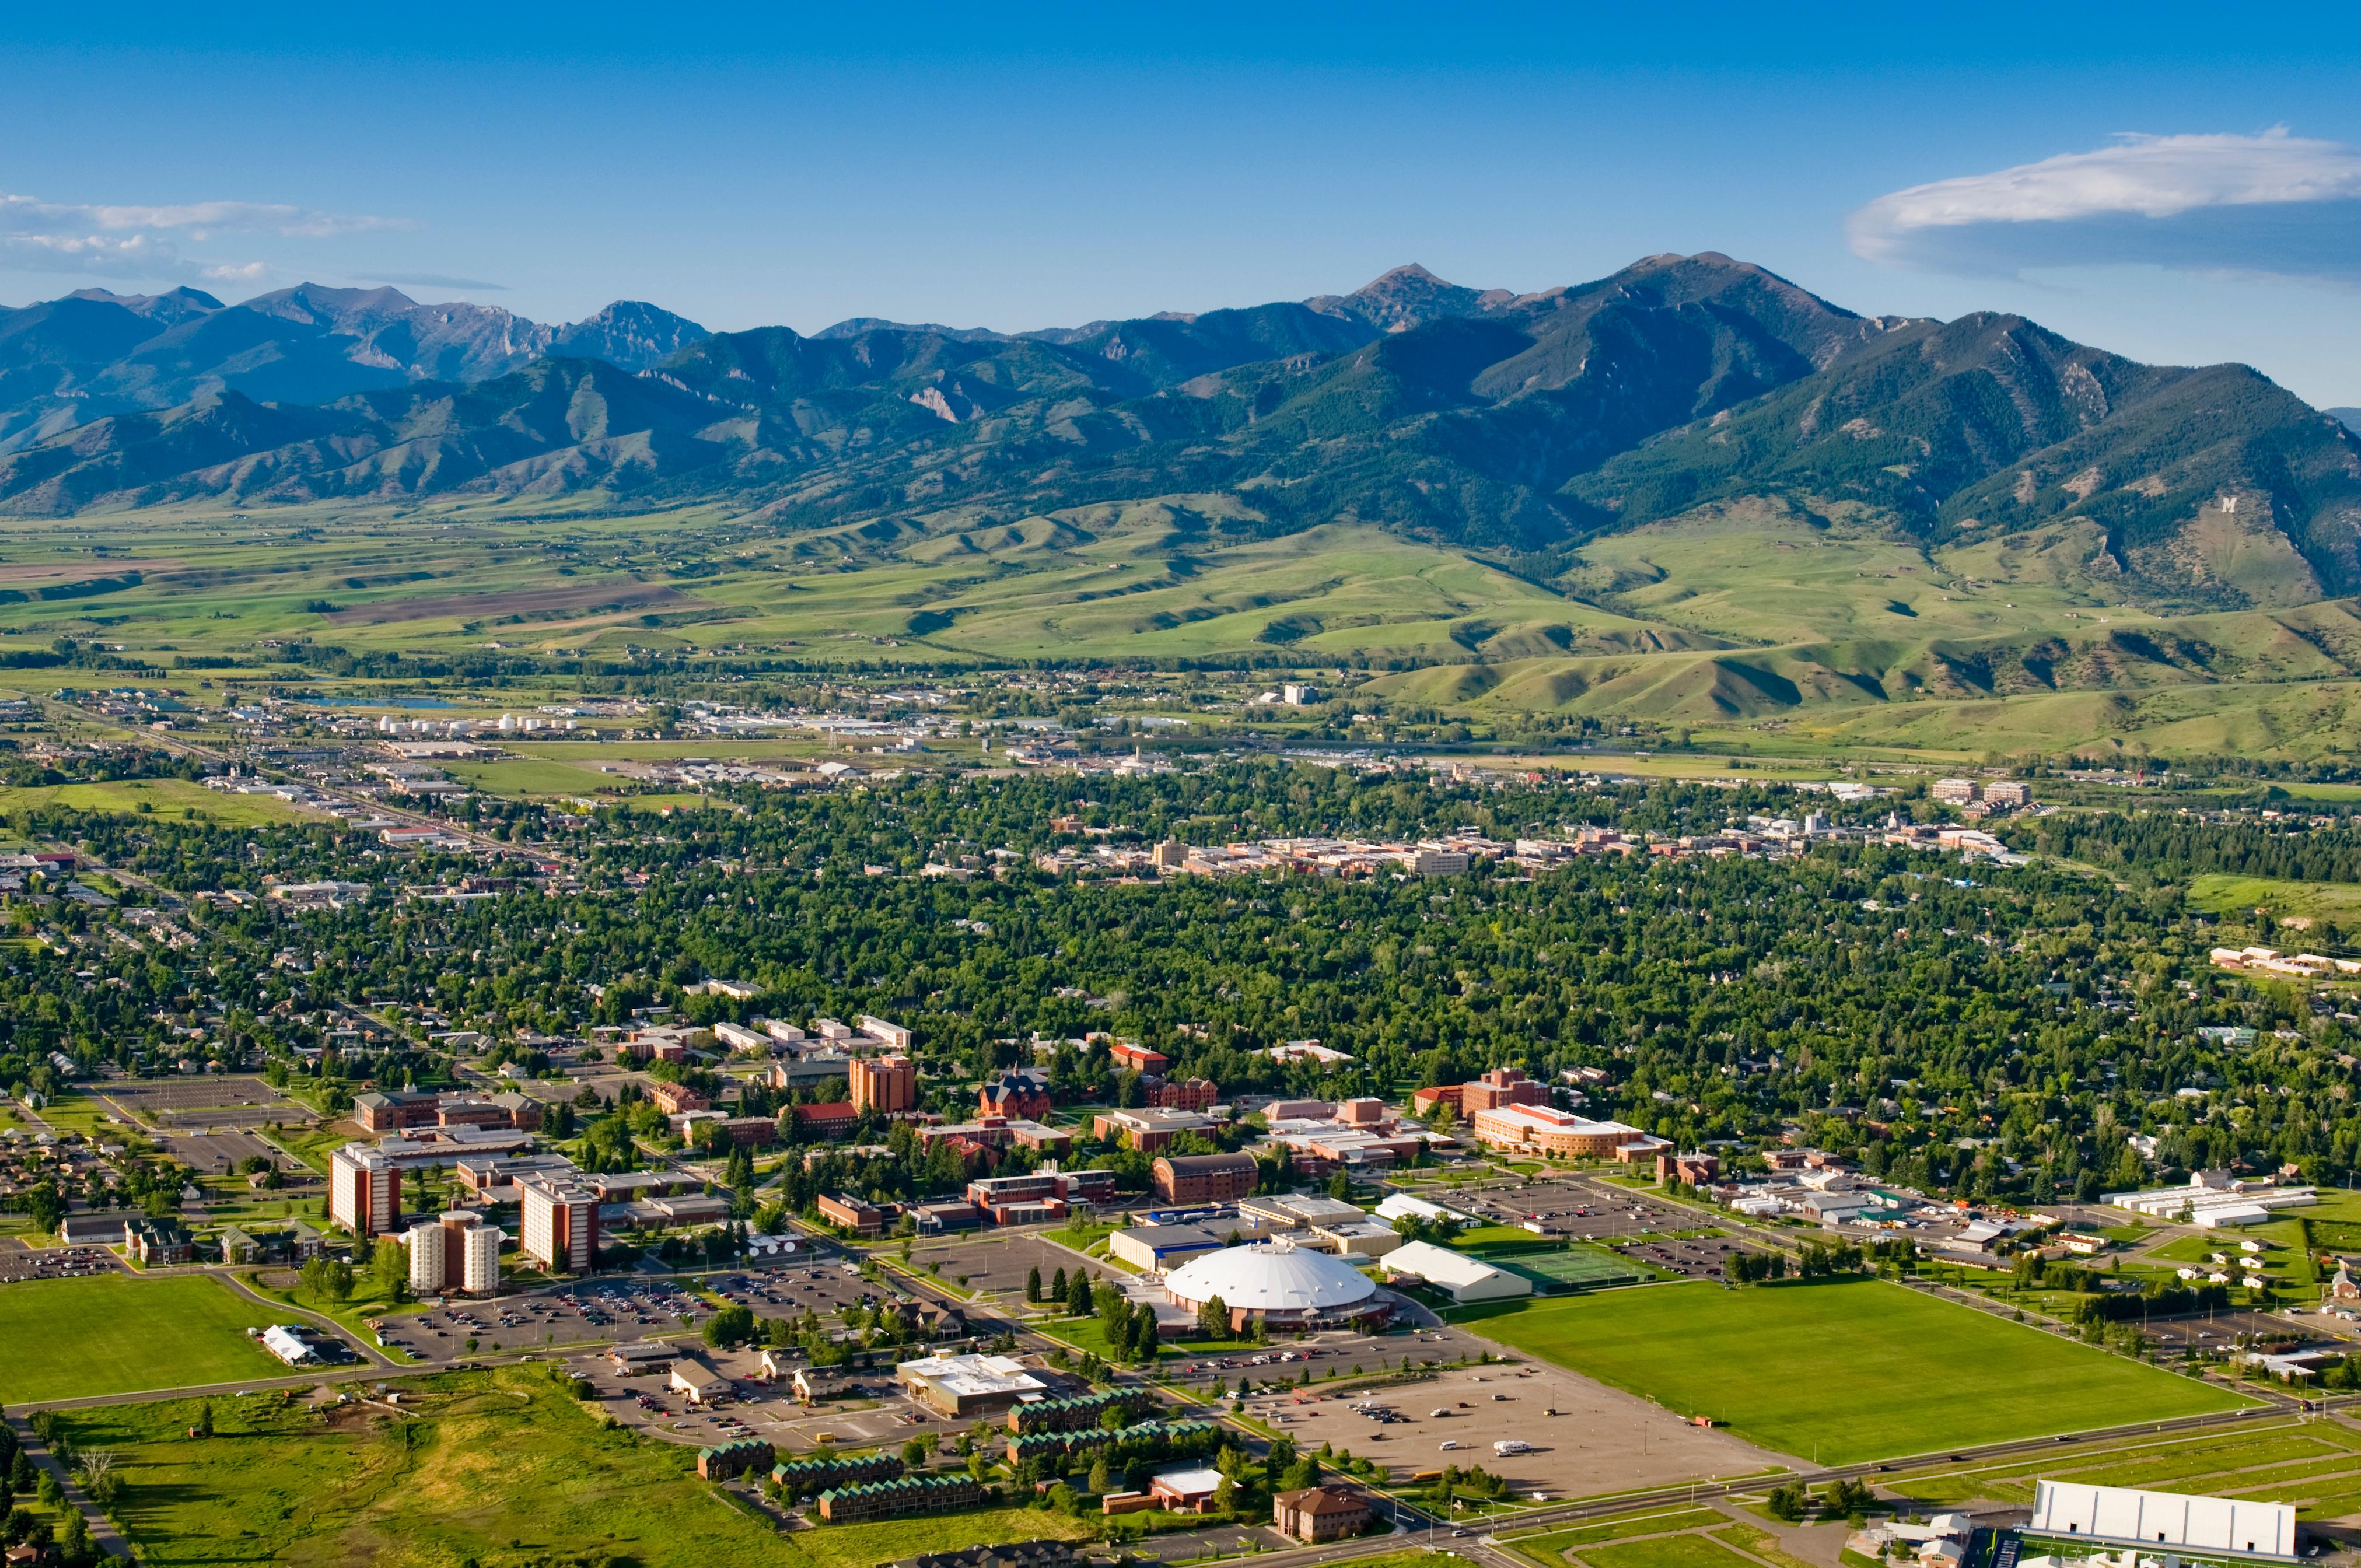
(0, 284, 706, 456)
(3, 255, 2357, 614)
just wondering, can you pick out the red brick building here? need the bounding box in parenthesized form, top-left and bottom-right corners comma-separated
(1152, 1151, 1258, 1205)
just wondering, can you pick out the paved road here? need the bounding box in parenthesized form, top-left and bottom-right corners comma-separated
(6, 1411, 132, 1559)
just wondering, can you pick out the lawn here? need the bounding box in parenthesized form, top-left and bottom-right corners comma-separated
(0, 1274, 286, 1403)
(1881, 1420, 2361, 1517)
(1469, 1278, 2254, 1464)
(56, 1368, 1097, 1568)
(1576, 1533, 1766, 1568)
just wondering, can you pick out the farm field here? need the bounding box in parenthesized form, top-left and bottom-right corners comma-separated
(0, 1274, 286, 1403)
(1883, 1419, 2361, 1521)
(1469, 1279, 2253, 1463)
(54, 1370, 1097, 1568)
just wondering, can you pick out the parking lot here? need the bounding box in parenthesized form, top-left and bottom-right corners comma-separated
(1155, 1324, 1492, 1390)
(0, 1241, 126, 1284)
(370, 1252, 908, 1364)
(100, 1076, 307, 1130)
(1241, 1357, 1779, 1499)
(903, 1230, 1096, 1300)
(159, 1128, 305, 1176)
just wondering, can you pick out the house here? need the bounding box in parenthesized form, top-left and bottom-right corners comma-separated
(1274, 1483, 1372, 1544)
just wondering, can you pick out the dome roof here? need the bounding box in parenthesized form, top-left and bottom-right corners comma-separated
(1162, 1241, 1379, 1313)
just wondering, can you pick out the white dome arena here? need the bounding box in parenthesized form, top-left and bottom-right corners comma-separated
(1162, 1240, 1387, 1329)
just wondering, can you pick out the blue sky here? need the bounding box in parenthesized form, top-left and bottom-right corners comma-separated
(8, 2, 2361, 404)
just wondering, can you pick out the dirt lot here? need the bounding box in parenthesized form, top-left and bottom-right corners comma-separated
(1244, 1356, 1780, 1498)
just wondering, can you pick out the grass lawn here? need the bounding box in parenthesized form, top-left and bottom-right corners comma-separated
(57, 1367, 1096, 1568)
(1576, 1533, 1766, 1568)
(0, 1274, 286, 1403)
(1881, 1419, 2361, 1518)
(2188, 873, 2361, 922)
(1470, 1278, 2254, 1464)
(1506, 1507, 1732, 1559)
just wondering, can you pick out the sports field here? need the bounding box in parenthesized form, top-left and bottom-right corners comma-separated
(1470, 1278, 2252, 1463)
(0, 1274, 286, 1403)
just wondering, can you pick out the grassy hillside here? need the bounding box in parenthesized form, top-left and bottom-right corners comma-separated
(15, 486, 2361, 763)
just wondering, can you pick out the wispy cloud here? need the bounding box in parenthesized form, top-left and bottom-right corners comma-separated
(0, 188, 407, 286)
(1848, 130, 2361, 284)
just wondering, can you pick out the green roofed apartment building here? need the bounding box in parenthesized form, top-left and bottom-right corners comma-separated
(817, 1474, 986, 1524)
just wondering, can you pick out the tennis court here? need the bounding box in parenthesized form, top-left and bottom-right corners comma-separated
(1479, 1242, 1646, 1293)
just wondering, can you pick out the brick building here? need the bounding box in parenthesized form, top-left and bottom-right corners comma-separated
(1152, 1151, 1259, 1205)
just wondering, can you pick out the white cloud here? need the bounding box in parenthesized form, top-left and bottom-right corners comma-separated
(1848, 130, 2361, 284)
(0, 187, 407, 288)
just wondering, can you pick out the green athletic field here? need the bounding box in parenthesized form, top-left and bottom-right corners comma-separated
(0, 1274, 286, 1404)
(1470, 1278, 2254, 1463)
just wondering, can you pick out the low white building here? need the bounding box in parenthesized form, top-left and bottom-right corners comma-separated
(2030, 1479, 2298, 1563)
(1380, 1240, 1530, 1304)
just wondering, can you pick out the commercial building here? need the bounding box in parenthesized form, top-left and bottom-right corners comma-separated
(896, 1352, 1048, 1418)
(1274, 1484, 1372, 1544)
(964, 1167, 1116, 1224)
(648, 1081, 711, 1116)
(1161, 1239, 1390, 1334)
(1469, 1103, 1663, 1162)
(517, 1171, 600, 1272)
(405, 1210, 504, 1296)
(791, 1101, 861, 1140)
(1380, 1240, 1530, 1304)
(671, 1355, 730, 1405)
(852, 1055, 918, 1115)
(2105, 1174, 2317, 1228)
(1149, 1466, 1224, 1513)
(2028, 1480, 2298, 1562)
(817, 1193, 885, 1236)
(1152, 1151, 1258, 1204)
(1463, 1068, 1550, 1112)
(978, 1068, 1051, 1120)
(329, 1143, 401, 1237)
(1108, 1223, 1225, 1273)
(1108, 1042, 1170, 1075)
(1146, 1077, 1219, 1111)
